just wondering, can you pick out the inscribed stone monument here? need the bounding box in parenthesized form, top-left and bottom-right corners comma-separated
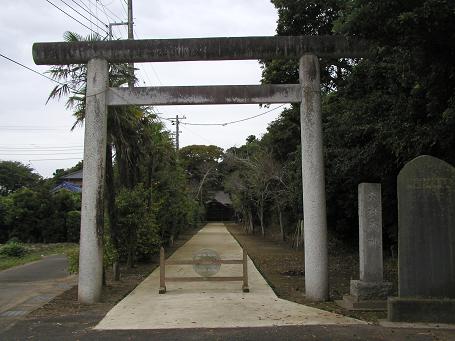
(388, 155, 455, 323)
(337, 183, 392, 310)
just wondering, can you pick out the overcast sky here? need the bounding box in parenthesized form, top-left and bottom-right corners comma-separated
(0, 0, 283, 178)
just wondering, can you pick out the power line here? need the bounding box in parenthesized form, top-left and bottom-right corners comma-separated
(0, 125, 68, 128)
(0, 53, 107, 98)
(28, 158, 83, 161)
(0, 53, 79, 91)
(0, 127, 67, 131)
(0, 153, 83, 156)
(94, 0, 124, 22)
(180, 124, 216, 146)
(0, 53, 285, 146)
(119, 0, 128, 16)
(179, 104, 286, 127)
(133, 27, 163, 85)
(0, 147, 83, 150)
(97, 1, 124, 39)
(44, 0, 105, 36)
(109, 87, 287, 128)
(59, 0, 109, 34)
(69, 0, 109, 28)
(0, 144, 83, 148)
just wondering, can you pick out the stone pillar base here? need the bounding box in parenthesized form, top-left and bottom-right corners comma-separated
(336, 280, 393, 311)
(336, 295, 387, 311)
(388, 297, 455, 323)
(350, 280, 392, 300)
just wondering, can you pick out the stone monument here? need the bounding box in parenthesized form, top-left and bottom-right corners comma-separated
(388, 155, 455, 323)
(337, 183, 392, 310)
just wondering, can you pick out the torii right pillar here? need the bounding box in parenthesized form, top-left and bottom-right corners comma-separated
(300, 54, 329, 301)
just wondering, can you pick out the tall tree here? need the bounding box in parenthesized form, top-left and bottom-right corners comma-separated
(179, 145, 224, 203)
(0, 161, 41, 196)
(258, 0, 455, 243)
(262, 0, 351, 90)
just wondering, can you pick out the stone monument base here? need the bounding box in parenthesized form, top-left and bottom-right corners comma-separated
(388, 297, 455, 324)
(336, 280, 392, 311)
(336, 295, 387, 311)
(350, 280, 393, 300)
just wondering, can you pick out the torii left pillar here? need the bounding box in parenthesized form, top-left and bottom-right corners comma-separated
(300, 54, 329, 301)
(78, 58, 108, 304)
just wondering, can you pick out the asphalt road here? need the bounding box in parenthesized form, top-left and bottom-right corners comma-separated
(2, 320, 455, 341)
(0, 255, 76, 329)
(0, 254, 69, 283)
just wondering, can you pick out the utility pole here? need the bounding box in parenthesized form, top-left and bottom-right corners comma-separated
(170, 115, 186, 151)
(108, 22, 128, 40)
(127, 0, 134, 88)
(108, 0, 133, 86)
(175, 115, 180, 151)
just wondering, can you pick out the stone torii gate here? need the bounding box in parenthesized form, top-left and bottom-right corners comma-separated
(33, 36, 368, 304)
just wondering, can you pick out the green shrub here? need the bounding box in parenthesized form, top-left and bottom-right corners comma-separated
(103, 229, 117, 268)
(115, 184, 162, 262)
(66, 210, 81, 242)
(0, 241, 28, 258)
(7, 237, 20, 244)
(67, 248, 79, 274)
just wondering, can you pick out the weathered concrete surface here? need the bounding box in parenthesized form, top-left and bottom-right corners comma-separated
(299, 54, 329, 302)
(0, 255, 76, 331)
(397, 155, 455, 298)
(33, 35, 370, 65)
(108, 84, 301, 106)
(78, 58, 108, 304)
(95, 223, 363, 330)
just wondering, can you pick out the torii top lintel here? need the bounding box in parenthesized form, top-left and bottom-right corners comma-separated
(33, 36, 370, 65)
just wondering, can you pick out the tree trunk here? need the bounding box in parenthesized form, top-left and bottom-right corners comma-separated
(293, 219, 304, 249)
(278, 207, 285, 241)
(102, 266, 106, 286)
(247, 209, 254, 234)
(113, 262, 120, 281)
(106, 143, 121, 280)
(259, 205, 265, 237)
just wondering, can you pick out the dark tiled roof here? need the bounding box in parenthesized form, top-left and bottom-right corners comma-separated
(60, 169, 83, 180)
(51, 181, 82, 193)
(206, 191, 232, 205)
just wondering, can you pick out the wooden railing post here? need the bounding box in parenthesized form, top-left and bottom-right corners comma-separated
(159, 247, 166, 294)
(158, 248, 249, 293)
(242, 249, 249, 293)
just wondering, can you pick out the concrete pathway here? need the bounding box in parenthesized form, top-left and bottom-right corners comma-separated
(96, 223, 364, 330)
(0, 255, 76, 330)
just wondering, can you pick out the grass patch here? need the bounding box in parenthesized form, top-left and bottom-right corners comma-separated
(0, 243, 78, 271)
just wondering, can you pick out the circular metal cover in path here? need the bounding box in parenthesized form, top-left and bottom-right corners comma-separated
(193, 249, 221, 277)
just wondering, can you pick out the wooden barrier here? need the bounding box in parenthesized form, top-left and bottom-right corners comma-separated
(159, 247, 249, 294)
